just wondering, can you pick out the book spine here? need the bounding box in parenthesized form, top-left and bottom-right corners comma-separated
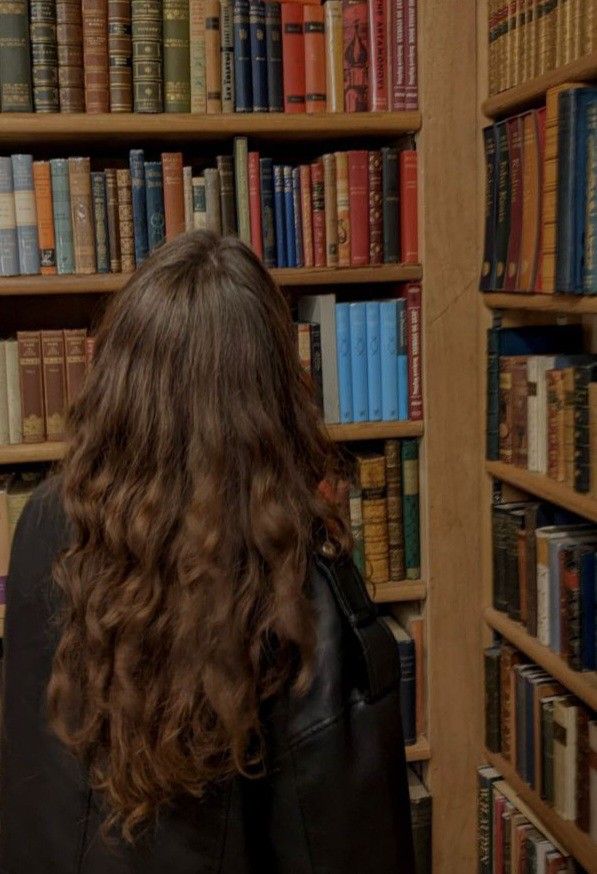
(68, 157, 96, 275)
(492, 122, 510, 289)
(0, 0, 33, 111)
(381, 146, 398, 264)
(192, 176, 207, 229)
(248, 152, 263, 259)
(234, 137, 251, 246)
(368, 150, 382, 265)
(311, 160, 326, 268)
(384, 438, 405, 580)
(357, 452, 387, 583)
(403, 0, 417, 109)
(485, 647, 502, 752)
(349, 486, 365, 573)
(574, 366, 591, 493)
(11, 155, 40, 276)
(342, 0, 368, 111)
(324, 0, 343, 112)
(116, 168, 135, 273)
(91, 171, 109, 273)
(183, 165, 193, 232)
(555, 90, 577, 292)
(259, 157, 275, 267)
(56, 0, 85, 112)
(366, 301, 382, 421)
(299, 165, 313, 268)
(49, 158, 74, 275)
(349, 302, 368, 422)
(335, 151, 350, 268)
(216, 153, 238, 236)
(0, 159, 19, 278)
(82, 0, 109, 112)
(335, 302, 353, 423)
(233, 0, 252, 111)
(292, 167, 303, 268)
(518, 110, 542, 291)
(511, 356, 528, 468)
(380, 300, 399, 421)
(163, 0, 190, 111)
(402, 437, 420, 579)
(204, 167, 222, 233)
(303, 3, 325, 113)
(32, 161, 56, 275)
(273, 163, 286, 267)
(104, 167, 122, 272)
(30, 0, 59, 112)
(480, 126, 498, 290)
(5, 341, 22, 443)
(397, 636, 416, 743)
(108, 0, 133, 111)
(189, 0, 206, 112)
(129, 149, 149, 266)
(249, 0, 267, 111)
(400, 149, 419, 264)
(322, 153, 338, 268)
(585, 97, 597, 293)
(309, 321, 323, 410)
(504, 117, 523, 290)
(41, 330, 66, 441)
(17, 331, 45, 443)
(367, 0, 386, 110)
(547, 368, 564, 481)
(406, 283, 422, 421)
(131, 0, 162, 112)
(161, 152, 185, 241)
(63, 328, 87, 406)
(499, 356, 515, 464)
(205, 0, 222, 112)
(264, 1, 281, 111)
(220, 0, 234, 112)
(348, 149, 369, 266)
(281, 2, 305, 112)
(390, 0, 405, 109)
(283, 166, 296, 268)
(396, 298, 408, 420)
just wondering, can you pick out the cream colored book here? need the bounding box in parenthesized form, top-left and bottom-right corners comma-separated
(527, 355, 555, 473)
(553, 697, 578, 821)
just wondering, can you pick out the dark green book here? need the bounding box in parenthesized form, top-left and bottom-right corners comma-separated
(401, 438, 420, 579)
(408, 769, 431, 874)
(0, 0, 33, 110)
(163, 0, 190, 112)
(484, 645, 501, 753)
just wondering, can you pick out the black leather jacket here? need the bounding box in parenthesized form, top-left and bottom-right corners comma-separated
(0, 481, 415, 873)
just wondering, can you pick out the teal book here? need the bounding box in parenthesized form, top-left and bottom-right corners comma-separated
(11, 155, 40, 275)
(0, 157, 19, 276)
(144, 161, 165, 251)
(50, 158, 74, 275)
(401, 438, 420, 579)
(130, 149, 149, 265)
(91, 172, 110, 274)
(0, 0, 33, 111)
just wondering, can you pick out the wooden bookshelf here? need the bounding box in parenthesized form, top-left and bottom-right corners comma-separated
(483, 292, 597, 315)
(0, 443, 66, 465)
(486, 461, 597, 523)
(406, 736, 432, 763)
(482, 50, 597, 118)
(485, 607, 597, 711)
(485, 750, 597, 874)
(370, 580, 427, 603)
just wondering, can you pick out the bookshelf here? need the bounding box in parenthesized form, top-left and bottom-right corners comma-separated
(483, 292, 597, 315)
(486, 461, 597, 523)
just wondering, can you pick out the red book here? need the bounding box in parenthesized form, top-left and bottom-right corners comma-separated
(303, 4, 326, 113)
(248, 151, 263, 260)
(405, 283, 423, 421)
(399, 149, 418, 262)
(342, 0, 369, 112)
(310, 160, 326, 268)
(535, 106, 546, 292)
(300, 164, 314, 267)
(504, 116, 523, 291)
(162, 152, 186, 241)
(368, 0, 386, 110)
(281, 3, 306, 113)
(347, 150, 369, 266)
(403, 0, 417, 109)
(389, 0, 405, 110)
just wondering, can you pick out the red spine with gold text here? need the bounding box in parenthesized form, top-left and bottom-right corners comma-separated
(348, 149, 369, 266)
(311, 160, 326, 268)
(281, 3, 305, 112)
(399, 149, 418, 263)
(368, 0, 386, 110)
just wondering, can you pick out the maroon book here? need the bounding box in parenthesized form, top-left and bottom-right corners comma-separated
(504, 115, 523, 291)
(390, 0, 405, 110)
(403, 0, 417, 110)
(348, 150, 369, 266)
(342, 0, 369, 112)
(310, 160, 326, 268)
(367, 0, 386, 111)
(405, 283, 423, 421)
(368, 150, 382, 265)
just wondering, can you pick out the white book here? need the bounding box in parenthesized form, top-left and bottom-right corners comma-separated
(0, 342, 9, 445)
(553, 698, 578, 821)
(4, 340, 21, 445)
(590, 720, 597, 842)
(297, 294, 339, 424)
(527, 355, 555, 473)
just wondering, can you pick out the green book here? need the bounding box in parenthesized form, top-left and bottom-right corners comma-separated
(234, 136, 251, 246)
(163, 0, 190, 112)
(401, 438, 420, 579)
(0, 0, 33, 111)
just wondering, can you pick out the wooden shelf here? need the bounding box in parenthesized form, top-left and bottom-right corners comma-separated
(485, 750, 597, 874)
(486, 461, 597, 523)
(405, 736, 431, 763)
(485, 607, 597, 711)
(327, 420, 424, 441)
(483, 292, 597, 315)
(370, 580, 426, 603)
(483, 51, 597, 118)
(0, 442, 65, 464)
(0, 111, 422, 146)
(0, 264, 423, 296)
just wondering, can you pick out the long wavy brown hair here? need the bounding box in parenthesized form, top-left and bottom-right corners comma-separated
(47, 231, 349, 841)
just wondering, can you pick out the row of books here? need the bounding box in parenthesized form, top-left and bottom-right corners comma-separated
(487, 0, 595, 98)
(492, 498, 597, 672)
(0, 0, 419, 115)
(0, 142, 418, 277)
(481, 84, 597, 296)
(478, 765, 581, 873)
(484, 643, 597, 841)
(296, 289, 422, 425)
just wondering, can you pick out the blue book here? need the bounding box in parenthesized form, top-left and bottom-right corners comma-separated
(383, 619, 416, 746)
(0, 157, 19, 277)
(264, 1, 282, 111)
(580, 549, 596, 670)
(50, 158, 74, 275)
(283, 166, 296, 268)
(144, 161, 165, 252)
(91, 172, 109, 274)
(11, 155, 39, 275)
(292, 167, 303, 267)
(349, 302, 368, 422)
(397, 298, 408, 420)
(379, 300, 399, 421)
(365, 301, 382, 421)
(249, 0, 268, 111)
(584, 98, 597, 293)
(335, 303, 353, 423)
(129, 149, 149, 265)
(273, 164, 286, 268)
(233, 0, 253, 111)
(259, 157, 275, 267)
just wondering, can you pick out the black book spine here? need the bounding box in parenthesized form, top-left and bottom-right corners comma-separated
(309, 321, 323, 411)
(397, 637, 416, 745)
(573, 364, 597, 493)
(480, 124, 498, 291)
(216, 154, 238, 235)
(249, 0, 267, 111)
(484, 646, 501, 753)
(264, 1, 282, 111)
(259, 156, 276, 267)
(486, 326, 499, 460)
(493, 121, 510, 291)
(381, 145, 399, 264)
(233, 0, 252, 111)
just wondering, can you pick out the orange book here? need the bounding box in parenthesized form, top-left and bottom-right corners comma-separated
(517, 111, 541, 291)
(205, 0, 222, 113)
(32, 161, 56, 275)
(161, 152, 186, 241)
(303, 3, 326, 113)
(399, 150, 418, 263)
(335, 151, 350, 267)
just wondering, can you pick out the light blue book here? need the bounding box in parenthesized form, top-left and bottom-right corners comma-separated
(11, 155, 39, 275)
(397, 298, 408, 420)
(335, 303, 353, 423)
(0, 157, 19, 276)
(50, 158, 74, 275)
(365, 301, 382, 421)
(349, 302, 368, 422)
(380, 300, 399, 420)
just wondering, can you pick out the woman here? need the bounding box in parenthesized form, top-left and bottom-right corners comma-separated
(0, 232, 414, 873)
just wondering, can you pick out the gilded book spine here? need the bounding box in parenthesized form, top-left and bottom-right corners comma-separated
(17, 331, 45, 443)
(368, 149, 382, 265)
(50, 157, 74, 274)
(41, 330, 67, 442)
(220, 0, 234, 112)
(63, 328, 87, 406)
(324, 0, 343, 112)
(82, 0, 110, 112)
(163, 0, 190, 112)
(30, 0, 59, 112)
(91, 172, 109, 273)
(335, 151, 350, 268)
(357, 452, 388, 585)
(68, 157, 96, 275)
(116, 168, 135, 273)
(132, 0, 162, 111)
(108, 0, 133, 111)
(189, 0, 206, 111)
(56, 0, 85, 111)
(322, 153, 338, 268)
(104, 167, 122, 272)
(385, 438, 405, 581)
(205, 0, 221, 112)
(0, 0, 33, 111)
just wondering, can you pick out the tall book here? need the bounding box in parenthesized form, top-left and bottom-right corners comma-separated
(348, 150, 369, 267)
(205, 0, 221, 112)
(233, 0, 252, 111)
(342, 0, 368, 111)
(129, 149, 149, 265)
(367, 0, 385, 111)
(399, 149, 418, 264)
(41, 330, 67, 442)
(389, 0, 405, 110)
(63, 329, 87, 407)
(116, 168, 135, 273)
(480, 125, 499, 290)
(402, 438, 420, 579)
(131, 0, 163, 112)
(259, 157, 275, 267)
(216, 154, 237, 236)
(163, 0, 190, 111)
(382, 616, 416, 743)
(68, 157, 96, 275)
(204, 167, 222, 233)
(11, 155, 40, 276)
(108, 0, 133, 111)
(406, 284, 422, 421)
(0, 159, 18, 278)
(56, 0, 85, 111)
(0, 0, 33, 111)
(82, 0, 110, 111)
(311, 160, 325, 267)
(249, 0, 267, 111)
(335, 302, 352, 423)
(248, 152, 263, 259)
(335, 151, 350, 268)
(91, 172, 109, 273)
(17, 332, 45, 443)
(220, 0, 235, 112)
(381, 146, 399, 264)
(385, 438, 405, 581)
(324, 0, 343, 112)
(368, 150, 382, 265)
(299, 164, 313, 267)
(356, 452, 389, 585)
(504, 115, 524, 290)
(264, 1, 282, 111)
(32, 161, 56, 275)
(322, 153, 338, 268)
(30, 0, 59, 112)
(297, 294, 339, 424)
(104, 168, 122, 271)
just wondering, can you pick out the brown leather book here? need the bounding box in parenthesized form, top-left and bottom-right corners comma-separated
(205, 0, 221, 113)
(384, 438, 405, 582)
(116, 168, 136, 272)
(82, 0, 110, 112)
(510, 356, 528, 468)
(204, 167, 222, 234)
(104, 168, 122, 272)
(562, 366, 575, 488)
(68, 157, 96, 275)
(189, 0, 206, 112)
(334, 151, 350, 268)
(41, 330, 67, 442)
(499, 643, 525, 763)
(17, 331, 45, 444)
(162, 153, 185, 240)
(499, 355, 518, 465)
(299, 164, 313, 268)
(32, 161, 56, 275)
(108, 0, 133, 111)
(63, 328, 87, 406)
(368, 150, 382, 265)
(547, 368, 565, 482)
(57, 0, 86, 111)
(322, 153, 338, 268)
(310, 159, 326, 268)
(357, 452, 388, 584)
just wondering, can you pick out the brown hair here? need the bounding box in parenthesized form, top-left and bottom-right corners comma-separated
(47, 231, 349, 840)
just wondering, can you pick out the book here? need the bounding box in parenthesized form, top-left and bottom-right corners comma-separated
(128, 150, 149, 266)
(56, 0, 85, 112)
(324, 0, 343, 112)
(493, 122, 511, 290)
(82, 0, 109, 111)
(264, 1, 282, 111)
(116, 168, 135, 273)
(192, 176, 206, 229)
(348, 149, 368, 267)
(234, 137, 251, 246)
(104, 167, 122, 271)
(220, 0, 234, 112)
(283, 165, 295, 268)
(310, 160, 326, 268)
(247, 152, 263, 259)
(17, 331, 44, 443)
(335, 302, 352, 423)
(379, 300, 399, 422)
(367, 0, 385, 111)
(63, 328, 87, 407)
(183, 165, 193, 232)
(291, 167, 303, 268)
(356, 451, 388, 584)
(11, 154, 39, 276)
(402, 438, 420, 579)
(30, 0, 59, 112)
(91, 172, 110, 274)
(50, 157, 74, 275)
(403, 0, 417, 110)
(322, 153, 338, 268)
(216, 154, 237, 235)
(162, 152, 185, 241)
(0, 157, 18, 279)
(348, 485, 364, 573)
(163, 0, 190, 111)
(259, 157, 275, 267)
(342, 0, 368, 112)
(205, 0, 221, 112)
(485, 645, 502, 752)
(281, 2, 304, 112)
(4, 341, 21, 444)
(298, 294, 338, 424)
(348, 302, 367, 422)
(390, 0, 405, 110)
(384, 438, 405, 581)
(233, 0, 252, 111)
(399, 149, 418, 264)
(365, 302, 381, 421)
(189, 0, 206, 112)
(382, 615, 415, 744)
(131, 0, 163, 112)
(249, 0, 267, 111)
(41, 330, 66, 442)
(381, 146, 398, 264)
(144, 161, 165, 251)
(368, 150, 382, 265)
(108, 0, 133, 111)
(481, 125, 499, 291)
(504, 115, 523, 290)
(407, 771, 431, 874)
(299, 164, 313, 267)
(0, 0, 33, 111)
(303, 2, 325, 113)
(335, 151, 350, 268)
(68, 157, 95, 275)
(406, 284, 422, 421)
(553, 697, 578, 821)
(204, 167, 222, 234)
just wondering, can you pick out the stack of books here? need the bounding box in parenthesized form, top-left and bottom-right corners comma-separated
(0, 0, 419, 114)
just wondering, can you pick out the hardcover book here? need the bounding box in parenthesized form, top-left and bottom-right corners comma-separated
(108, 0, 133, 110)
(303, 2, 325, 112)
(30, 0, 59, 112)
(57, 0, 85, 112)
(41, 330, 67, 441)
(281, 2, 305, 112)
(11, 154, 40, 276)
(0, 0, 33, 111)
(82, 0, 110, 111)
(163, 0, 190, 111)
(342, 0, 368, 111)
(132, 0, 163, 112)
(17, 331, 45, 443)
(68, 157, 96, 275)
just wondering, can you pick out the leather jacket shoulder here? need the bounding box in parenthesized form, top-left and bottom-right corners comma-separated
(0, 479, 414, 874)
